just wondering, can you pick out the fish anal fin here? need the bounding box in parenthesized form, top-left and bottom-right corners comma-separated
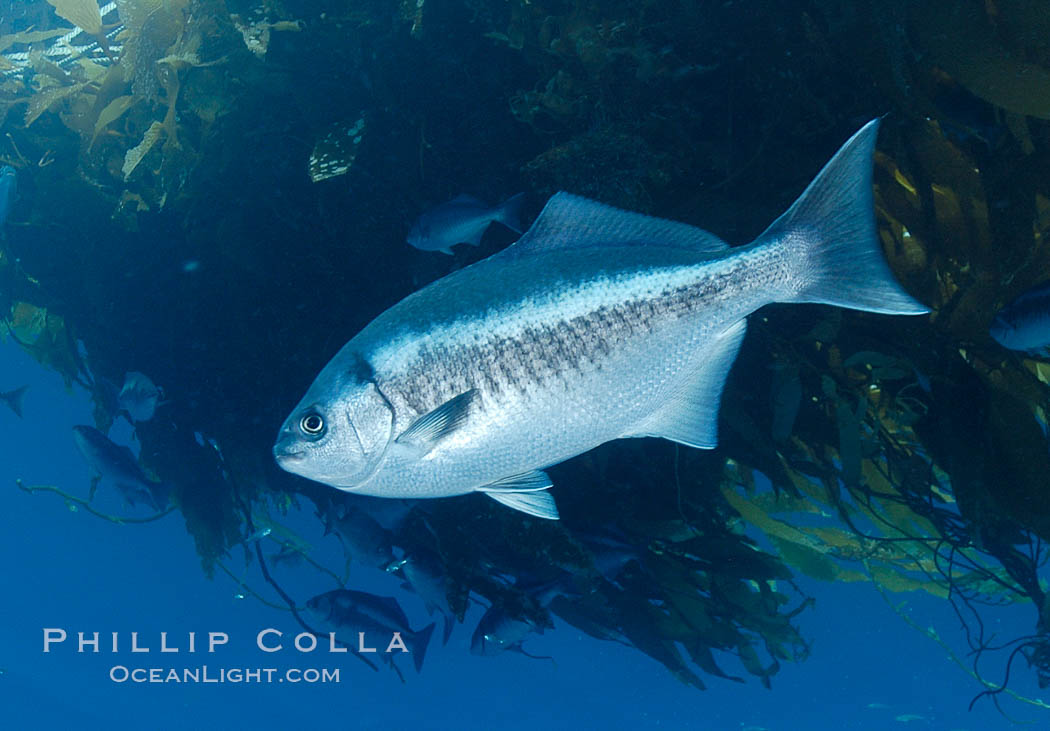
(483, 489, 560, 520)
(628, 319, 747, 449)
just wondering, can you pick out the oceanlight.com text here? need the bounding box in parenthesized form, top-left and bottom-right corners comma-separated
(109, 665, 340, 684)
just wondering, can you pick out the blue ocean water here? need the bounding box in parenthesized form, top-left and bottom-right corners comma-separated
(1, 342, 1040, 728)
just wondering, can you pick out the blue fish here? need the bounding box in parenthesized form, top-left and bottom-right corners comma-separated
(319, 500, 396, 569)
(990, 281, 1050, 353)
(407, 193, 525, 254)
(72, 425, 171, 511)
(0, 166, 15, 229)
(392, 549, 456, 645)
(470, 604, 542, 657)
(305, 589, 436, 672)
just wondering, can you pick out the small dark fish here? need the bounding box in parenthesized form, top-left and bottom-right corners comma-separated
(0, 166, 16, 229)
(407, 193, 525, 254)
(575, 527, 643, 583)
(991, 281, 1050, 353)
(118, 371, 163, 422)
(305, 589, 436, 672)
(320, 501, 395, 569)
(269, 544, 304, 568)
(1, 384, 28, 418)
(470, 573, 575, 656)
(72, 425, 170, 511)
(470, 604, 542, 657)
(570, 526, 633, 578)
(395, 549, 456, 645)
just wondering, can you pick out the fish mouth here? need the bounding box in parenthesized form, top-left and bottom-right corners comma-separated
(274, 449, 305, 464)
(273, 440, 306, 464)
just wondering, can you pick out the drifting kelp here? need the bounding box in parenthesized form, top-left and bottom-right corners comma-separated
(2, 0, 1050, 707)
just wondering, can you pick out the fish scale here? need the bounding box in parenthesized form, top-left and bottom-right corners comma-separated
(376, 246, 771, 430)
(275, 120, 928, 519)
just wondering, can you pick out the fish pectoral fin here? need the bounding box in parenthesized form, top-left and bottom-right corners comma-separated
(396, 389, 477, 453)
(480, 486, 560, 520)
(627, 319, 747, 449)
(478, 469, 553, 492)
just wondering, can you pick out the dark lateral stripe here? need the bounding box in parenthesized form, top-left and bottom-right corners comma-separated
(387, 259, 754, 412)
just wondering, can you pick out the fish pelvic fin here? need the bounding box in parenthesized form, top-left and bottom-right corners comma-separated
(412, 622, 436, 673)
(758, 119, 928, 316)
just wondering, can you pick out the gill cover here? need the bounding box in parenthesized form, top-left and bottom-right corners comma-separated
(340, 377, 395, 487)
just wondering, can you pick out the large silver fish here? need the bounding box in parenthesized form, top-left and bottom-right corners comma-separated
(274, 120, 927, 519)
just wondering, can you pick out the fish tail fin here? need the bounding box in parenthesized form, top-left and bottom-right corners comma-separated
(758, 119, 928, 315)
(498, 193, 526, 234)
(3, 384, 28, 418)
(412, 622, 437, 673)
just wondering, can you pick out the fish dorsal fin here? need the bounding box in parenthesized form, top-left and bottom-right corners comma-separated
(626, 319, 747, 448)
(396, 390, 477, 453)
(499, 192, 729, 258)
(484, 490, 560, 520)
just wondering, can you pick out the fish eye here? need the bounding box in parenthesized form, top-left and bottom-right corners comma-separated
(299, 412, 325, 436)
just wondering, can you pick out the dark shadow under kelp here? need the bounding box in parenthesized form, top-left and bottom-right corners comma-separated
(3, 0, 1050, 706)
